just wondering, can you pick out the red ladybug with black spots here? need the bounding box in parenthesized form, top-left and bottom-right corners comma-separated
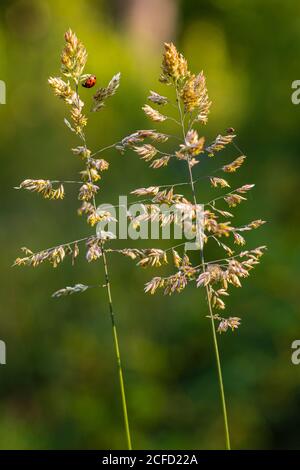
(82, 75, 97, 89)
(226, 127, 235, 134)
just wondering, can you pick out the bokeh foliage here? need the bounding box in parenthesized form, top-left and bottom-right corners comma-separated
(0, 0, 299, 449)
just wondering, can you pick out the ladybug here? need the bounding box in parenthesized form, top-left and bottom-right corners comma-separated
(82, 75, 97, 89)
(226, 127, 235, 134)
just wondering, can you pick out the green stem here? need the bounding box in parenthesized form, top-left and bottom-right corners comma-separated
(74, 82, 132, 450)
(187, 158, 231, 450)
(206, 285, 231, 450)
(101, 247, 133, 450)
(176, 86, 231, 449)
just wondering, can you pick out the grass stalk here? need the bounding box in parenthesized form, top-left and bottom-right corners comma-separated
(188, 159, 231, 450)
(74, 79, 132, 450)
(101, 247, 132, 450)
(177, 89, 231, 450)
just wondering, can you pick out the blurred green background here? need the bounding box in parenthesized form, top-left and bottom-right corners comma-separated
(0, 0, 299, 450)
